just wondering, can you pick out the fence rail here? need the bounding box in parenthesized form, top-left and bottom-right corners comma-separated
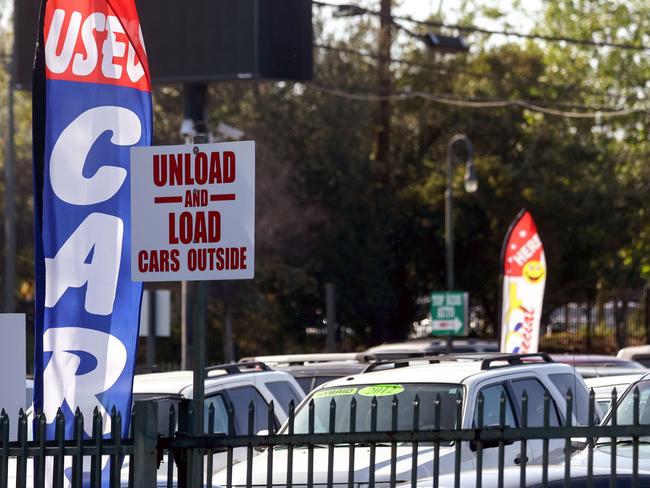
(2, 387, 650, 487)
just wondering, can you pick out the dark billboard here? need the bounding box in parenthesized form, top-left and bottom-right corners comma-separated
(14, 0, 313, 89)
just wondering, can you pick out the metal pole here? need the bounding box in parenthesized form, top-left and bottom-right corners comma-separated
(223, 300, 234, 363)
(181, 83, 207, 370)
(181, 281, 191, 369)
(445, 143, 454, 291)
(445, 134, 473, 292)
(192, 282, 206, 418)
(326, 283, 336, 352)
(190, 134, 208, 488)
(146, 290, 157, 367)
(4, 13, 16, 312)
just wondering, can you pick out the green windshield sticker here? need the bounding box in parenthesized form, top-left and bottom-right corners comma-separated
(313, 388, 358, 398)
(358, 384, 405, 397)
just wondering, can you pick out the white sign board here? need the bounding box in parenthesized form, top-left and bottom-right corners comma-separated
(0, 314, 26, 436)
(139, 290, 171, 337)
(131, 141, 255, 281)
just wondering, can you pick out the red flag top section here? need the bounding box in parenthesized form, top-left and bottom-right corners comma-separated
(503, 211, 544, 278)
(43, 0, 150, 91)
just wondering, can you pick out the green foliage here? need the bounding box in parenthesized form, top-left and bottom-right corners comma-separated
(1, 1, 649, 361)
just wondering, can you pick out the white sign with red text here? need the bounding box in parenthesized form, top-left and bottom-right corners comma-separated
(130, 141, 255, 282)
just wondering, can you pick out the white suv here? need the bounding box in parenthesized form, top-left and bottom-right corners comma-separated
(216, 353, 596, 486)
(133, 361, 304, 435)
(131, 361, 305, 482)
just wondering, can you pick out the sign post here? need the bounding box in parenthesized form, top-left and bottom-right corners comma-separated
(430, 291, 468, 337)
(131, 140, 255, 486)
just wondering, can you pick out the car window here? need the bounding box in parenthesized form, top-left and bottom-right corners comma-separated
(204, 394, 228, 434)
(227, 386, 274, 434)
(296, 377, 314, 394)
(132, 394, 181, 434)
(611, 380, 650, 425)
(474, 384, 516, 427)
(596, 399, 611, 413)
(633, 356, 650, 368)
(549, 373, 595, 425)
(313, 376, 340, 389)
(266, 380, 303, 411)
(510, 378, 560, 427)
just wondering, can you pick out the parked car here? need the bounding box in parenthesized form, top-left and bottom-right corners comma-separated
(214, 353, 597, 486)
(133, 361, 305, 482)
(572, 372, 650, 472)
(239, 354, 367, 393)
(359, 338, 498, 360)
(132, 361, 304, 436)
(584, 373, 646, 413)
(618, 345, 650, 368)
(549, 354, 646, 379)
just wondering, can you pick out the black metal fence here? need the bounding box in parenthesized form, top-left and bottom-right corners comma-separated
(4, 386, 650, 487)
(540, 289, 650, 354)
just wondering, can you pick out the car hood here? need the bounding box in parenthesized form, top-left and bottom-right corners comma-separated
(401, 465, 625, 488)
(571, 442, 650, 471)
(213, 444, 463, 486)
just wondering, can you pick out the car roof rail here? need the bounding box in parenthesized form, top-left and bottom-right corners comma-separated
(361, 352, 554, 374)
(355, 352, 433, 363)
(479, 353, 553, 370)
(135, 365, 162, 375)
(205, 361, 271, 376)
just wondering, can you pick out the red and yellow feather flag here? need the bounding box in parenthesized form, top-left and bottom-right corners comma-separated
(500, 210, 547, 353)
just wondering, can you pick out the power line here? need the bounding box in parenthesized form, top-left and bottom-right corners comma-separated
(313, 1, 650, 52)
(315, 44, 641, 103)
(306, 84, 649, 119)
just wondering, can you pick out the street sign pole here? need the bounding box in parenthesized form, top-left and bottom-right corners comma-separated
(190, 135, 207, 487)
(146, 290, 157, 366)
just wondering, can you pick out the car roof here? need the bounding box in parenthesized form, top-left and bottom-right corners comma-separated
(618, 345, 650, 359)
(320, 358, 574, 388)
(585, 372, 650, 395)
(551, 354, 641, 366)
(274, 361, 367, 376)
(239, 353, 358, 366)
(363, 339, 498, 355)
(132, 368, 289, 397)
(584, 372, 648, 388)
(575, 366, 649, 380)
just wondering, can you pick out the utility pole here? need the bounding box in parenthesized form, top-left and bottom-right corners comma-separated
(4, 10, 17, 313)
(374, 0, 392, 183)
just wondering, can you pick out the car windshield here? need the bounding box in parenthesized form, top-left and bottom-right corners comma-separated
(606, 380, 650, 426)
(285, 383, 462, 435)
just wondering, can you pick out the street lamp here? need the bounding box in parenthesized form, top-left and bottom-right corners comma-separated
(445, 134, 477, 291)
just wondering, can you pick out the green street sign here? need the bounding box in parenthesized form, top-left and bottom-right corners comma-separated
(430, 291, 468, 336)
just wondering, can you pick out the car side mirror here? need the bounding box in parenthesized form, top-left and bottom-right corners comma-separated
(470, 424, 514, 451)
(255, 429, 269, 452)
